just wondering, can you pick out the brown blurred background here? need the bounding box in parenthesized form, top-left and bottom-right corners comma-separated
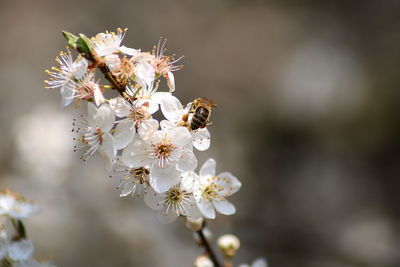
(0, 0, 400, 266)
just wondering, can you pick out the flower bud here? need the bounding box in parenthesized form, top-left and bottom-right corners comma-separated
(217, 234, 240, 258)
(194, 255, 214, 267)
(185, 217, 204, 231)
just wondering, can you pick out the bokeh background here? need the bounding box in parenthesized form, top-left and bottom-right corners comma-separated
(0, 0, 399, 266)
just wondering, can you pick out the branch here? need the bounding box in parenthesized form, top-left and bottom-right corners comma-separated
(196, 226, 222, 267)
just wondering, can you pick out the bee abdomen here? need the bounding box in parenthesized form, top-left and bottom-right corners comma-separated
(191, 107, 209, 130)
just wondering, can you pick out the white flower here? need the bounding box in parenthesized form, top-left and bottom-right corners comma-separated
(7, 239, 34, 261)
(103, 54, 121, 72)
(111, 161, 150, 198)
(194, 255, 214, 267)
(60, 73, 105, 107)
(239, 258, 268, 267)
(193, 159, 241, 219)
(45, 50, 88, 107)
(125, 83, 171, 117)
(0, 191, 40, 219)
(144, 182, 202, 224)
(73, 103, 116, 168)
(152, 38, 183, 92)
(132, 53, 156, 89)
(110, 97, 159, 150)
(121, 126, 197, 193)
(159, 95, 211, 151)
(0, 236, 9, 259)
(90, 28, 139, 57)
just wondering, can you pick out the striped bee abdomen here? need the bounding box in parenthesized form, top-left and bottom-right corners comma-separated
(191, 107, 210, 130)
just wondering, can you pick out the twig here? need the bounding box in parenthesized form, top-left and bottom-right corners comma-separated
(196, 226, 222, 267)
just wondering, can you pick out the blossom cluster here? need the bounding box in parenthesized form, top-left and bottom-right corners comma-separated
(45, 28, 241, 223)
(0, 190, 54, 267)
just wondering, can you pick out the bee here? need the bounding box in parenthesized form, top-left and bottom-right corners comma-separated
(184, 97, 217, 130)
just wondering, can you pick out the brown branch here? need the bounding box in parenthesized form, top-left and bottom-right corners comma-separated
(196, 226, 222, 267)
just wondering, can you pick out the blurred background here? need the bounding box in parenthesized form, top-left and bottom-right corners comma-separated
(0, 0, 399, 266)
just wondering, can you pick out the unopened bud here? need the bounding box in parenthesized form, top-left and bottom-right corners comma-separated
(185, 217, 204, 231)
(217, 234, 240, 258)
(194, 255, 214, 267)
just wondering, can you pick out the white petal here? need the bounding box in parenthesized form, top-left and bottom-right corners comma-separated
(73, 58, 88, 79)
(177, 149, 197, 172)
(252, 258, 268, 267)
(103, 54, 121, 72)
(109, 97, 131, 117)
(60, 85, 75, 107)
(8, 239, 34, 261)
(169, 127, 191, 147)
(181, 171, 198, 191)
(113, 121, 134, 150)
(119, 45, 140, 56)
(99, 133, 116, 170)
(0, 238, 9, 259)
(159, 94, 184, 122)
(138, 119, 159, 140)
(156, 208, 178, 224)
(87, 102, 97, 126)
(212, 199, 236, 215)
(144, 189, 164, 210)
(93, 86, 105, 106)
(199, 158, 216, 181)
(166, 71, 175, 92)
(196, 197, 215, 219)
(150, 164, 181, 193)
(135, 60, 155, 88)
(119, 180, 136, 197)
(95, 105, 115, 132)
(146, 98, 159, 114)
(183, 200, 203, 221)
(160, 120, 175, 130)
(215, 172, 242, 196)
(121, 140, 152, 168)
(192, 128, 211, 151)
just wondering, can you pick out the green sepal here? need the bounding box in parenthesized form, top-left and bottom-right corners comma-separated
(77, 33, 93, 57)
(62, 31, 79, 49)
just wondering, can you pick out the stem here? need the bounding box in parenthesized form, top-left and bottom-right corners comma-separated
(196, 227, 222, 267)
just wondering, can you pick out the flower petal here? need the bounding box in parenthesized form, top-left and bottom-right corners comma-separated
(121, 139, 152, 168)
(192, 128, 211, 151)
(8, 239, 34, 261)
(195, 197, 215, 219)
(150, 164, 180, 193)
(212, 199, 236, 215)
(252, 258, 268, 267)
(166, 71, 175, 92)
(119, 45, 140, 56)
(177, 149, 197, 172)
(159, 94, 184, 122)
(109, 97, 131, 117)
(99, 133, 116, 170)
(60, 85, 75, 107)
(113, 121, 134, 150)
(144, 188, 164, 210)
(215, 172, 242, 196)
(95, 105, 115, 132)
(138, 119, 159, 140)
(169, 126, 191, 147)
(199, 158, 216, 181)
(156, 208, 178, 224)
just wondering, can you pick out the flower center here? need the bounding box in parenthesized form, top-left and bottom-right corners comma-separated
(167, 188, 183, 202)
(129, 167, 149, 184)
(153, 141, 176, 167)
(76, 81, 97, 99)
(202, 184, 219, 200)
